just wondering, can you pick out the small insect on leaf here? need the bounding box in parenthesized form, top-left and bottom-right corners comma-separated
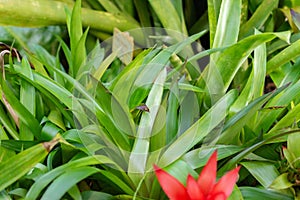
(260, 105, 286, 111)
(136, 104, 150, 112)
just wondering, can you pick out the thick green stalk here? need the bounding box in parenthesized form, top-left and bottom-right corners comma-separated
(0, 0, 140, 33)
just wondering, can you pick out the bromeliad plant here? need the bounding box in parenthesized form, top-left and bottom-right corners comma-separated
(154, 151, 240, 200)
(1, 0, 300, 200)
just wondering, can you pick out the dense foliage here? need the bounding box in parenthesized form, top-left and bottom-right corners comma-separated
(0, 0, 300, 199)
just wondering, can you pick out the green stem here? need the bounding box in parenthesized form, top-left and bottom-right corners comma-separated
(0, 0, 140, 33)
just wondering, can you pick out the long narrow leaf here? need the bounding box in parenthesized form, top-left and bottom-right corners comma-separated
(240, 187, 293, 200)
(1, 80, 41, 138)
(239, 0, 279, 38)
(241, 161, 279, 188)
(19, 58, 36, 140)
(158, 89, 237, 166)
(212, 0, 241, 48)
(254, 80, 300, 133)
(128, 69, 166, 186)
(267, 39, 300, 73)
(0, 139, 58, 191)
(41, 166, 99, 200)
(201, 32, 290, 101)
(25, 155, 122, 200)
(149, 0, 188, 35)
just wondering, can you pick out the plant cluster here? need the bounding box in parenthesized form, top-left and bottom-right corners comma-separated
(0, 0, 300, 199)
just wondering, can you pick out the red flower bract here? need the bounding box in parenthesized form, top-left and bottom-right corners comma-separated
(154, 151, 240, 200)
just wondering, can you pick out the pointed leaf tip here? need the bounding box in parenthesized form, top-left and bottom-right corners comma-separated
(212, 166, 241, 199)
(197, 151, 217, 195)
(153, 165, 189, 200)
(187, 175, 204, 200)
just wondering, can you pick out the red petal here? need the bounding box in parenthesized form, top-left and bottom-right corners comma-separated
(154, 165, 190, 200)
(209, 192, 227, 200)
(197, 151, 217, 195)
(211, 166, 241, 199)
(187, 175, 205, 200)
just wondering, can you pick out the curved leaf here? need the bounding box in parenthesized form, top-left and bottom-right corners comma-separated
(158, 90, 237, 166)
(41, 166, 99, 200)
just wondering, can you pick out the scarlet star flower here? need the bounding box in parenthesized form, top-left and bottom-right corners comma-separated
(154, 151, 240, 200)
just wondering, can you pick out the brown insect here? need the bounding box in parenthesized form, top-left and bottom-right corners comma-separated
(136, 104, 150, 112)
(260, 105, 286, 111)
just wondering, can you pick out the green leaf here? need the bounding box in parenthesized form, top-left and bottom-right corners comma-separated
(100, 170, 135, 195)
(212, 0, 241, 48)
(92, 51, 117, 82)
(241, 161, 279, 188)
(25, 155, 122, 200)
(0, 127, 16, 162)
(65, 0, 88, 78)
(41, 122, 62, 141)
(270, 173, 294, 190)
(239, 0, 279, 38)
(270, 60, 300, 87)
(74, 28, 89, 78)
(158, 89, 237, 166)
(134, 0, 152, 27)
(158, 159, 198, 186)
(228, 186, 244, 200)
(165, 82, 179, 143)
(182, 145, 243, 169)
(67, 185, 81, 200)
(8, 188, 27, 198)
(82, 191, 113, 200)
(218, 91, 276, 144)
(128, 68, 166, 185)
(149, 0, 188, 36)
(109, 48, 154, 106)
(114, 0, 135, 16)
(13, 64, 73, 108)
(240, 187, 293, 200)
(254, 80, 300, 133)
(164, 82, 204, 93)
(0, 190, 12, 200)
(94, 80, 134, 149)
(57, 37, 72, 69)
(207, 0, 221, 47)
(202, 32, 290, 101)
(0, 140, 58, 191)
(47, 109, 66, 131)
(283, 143, 297, 167)
(66, 0, 83, 64)
(267, 39, 300, 74)
(0, 140, 38, 152)
(0, 102, 19, 140)
(97, 0, 120, 13)
(112, 32, 204, 108)
(63, 129, 104, 156)
(287, 132, 300, 161)
(1, 80, 42, 139)
(41, 166, 99, 200)
(15, 68, 75, 127)
(219, 129, 300, 173)
(229, 29, 266, 113)
(19, 58, 36, 140)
